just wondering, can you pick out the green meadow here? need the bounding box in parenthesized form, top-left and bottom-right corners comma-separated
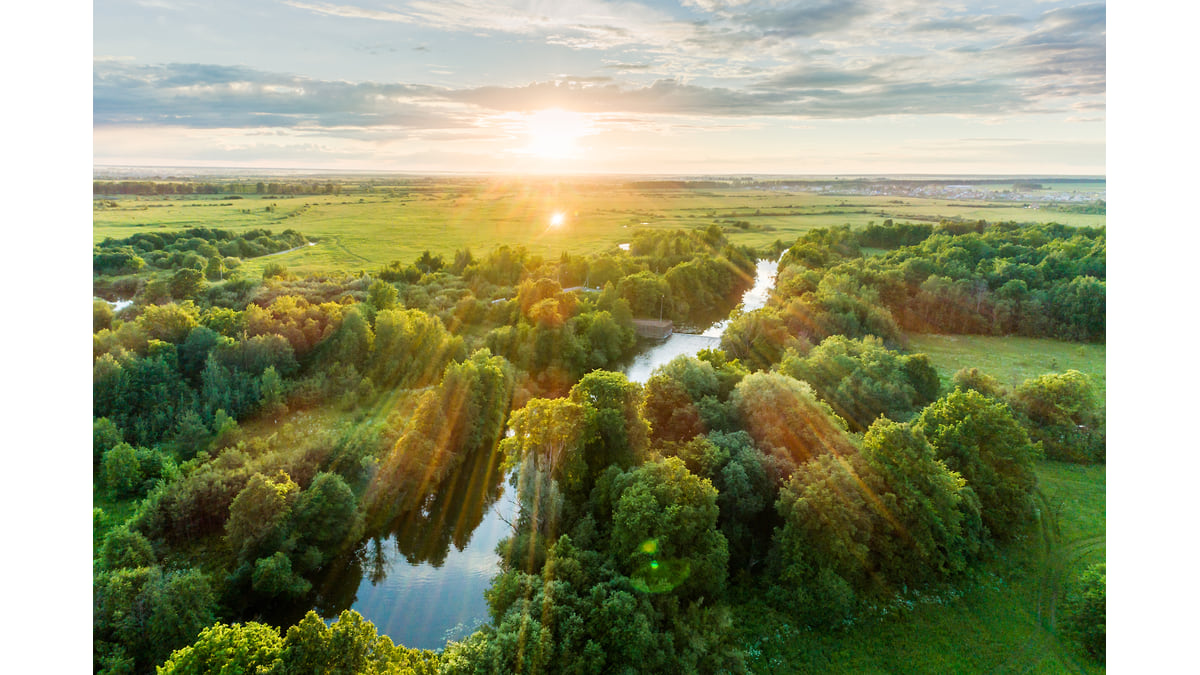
(735, 460, 1105, 674)
(906, 333, 1107, 398)
(93, 181, 1106, 277)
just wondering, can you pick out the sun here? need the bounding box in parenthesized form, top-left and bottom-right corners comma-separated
(523, 108, 592, 159)
(549, 212, 566, 227)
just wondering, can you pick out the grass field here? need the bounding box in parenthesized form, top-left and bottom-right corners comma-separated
(735, 460, 1106, 673)
(93, 182, 1106, 277)
(906, 334, 1107, 398)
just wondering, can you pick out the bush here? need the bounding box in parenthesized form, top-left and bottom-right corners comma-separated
(1062, 563, 1105, 661)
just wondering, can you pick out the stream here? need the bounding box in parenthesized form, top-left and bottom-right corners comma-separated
(309, 256, 781, 649)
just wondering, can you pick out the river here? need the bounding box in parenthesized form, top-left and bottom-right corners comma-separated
(312, 256, 780, 649)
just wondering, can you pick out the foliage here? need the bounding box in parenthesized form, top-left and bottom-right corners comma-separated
(94, 566, 217, 674)
(952, 366, 1006, 399)
(778, 336, 941, 431)
(225, 471, 300, 561)
(914, 389, 1040, 540)
(156, 621, 283, 674)
(729, 371, 855, 467)
(1007, 370, 1105, 463)
(99, 525, 157, 570)
(607, 457, 729, 599)
(1061, 562, 1106, 661)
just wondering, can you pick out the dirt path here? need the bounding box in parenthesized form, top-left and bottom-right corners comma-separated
(262, 241, 318, 257)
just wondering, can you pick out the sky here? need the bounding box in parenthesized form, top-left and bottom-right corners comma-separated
(93, 0, 1106, 174)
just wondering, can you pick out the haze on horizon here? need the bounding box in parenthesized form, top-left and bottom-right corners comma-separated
(94, 1, 1106, 176)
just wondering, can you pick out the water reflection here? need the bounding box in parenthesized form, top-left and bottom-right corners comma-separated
(296, 257, 780, 649)
(622, 258, 779, 384)
(307, 445, 517, 649)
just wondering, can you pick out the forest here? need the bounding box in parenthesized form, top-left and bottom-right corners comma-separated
(93, 188, 1104, 674)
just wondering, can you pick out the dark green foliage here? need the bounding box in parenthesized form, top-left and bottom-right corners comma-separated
(914, 389, 1040, 540)
(859, 419, 981, 583)
(778, 336, 941, 431)
(291, 472, 361, 556)
(768, 222, 1105, 342)
(96, 227, 307, 274)
(1062, 563, 1105, 661)
(252, 551, 312, 598)
(170, 267, 207, 300)
(102, 443, 143, 498)
(93, 417, 124, 471)
(606, 457, 729, 600)
(459, 536, 742, 674)
(1008, 370, 1105, 463)
(569, 371, 650, 486)
(773, 452, 875, 623)
(94, 566, 217, 674)
(99, 526, 156, 569)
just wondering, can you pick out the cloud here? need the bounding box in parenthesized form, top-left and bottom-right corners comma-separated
(738, 1, 870, 39)
(281, 1, 414, 23)
(94, 61, 464, 129)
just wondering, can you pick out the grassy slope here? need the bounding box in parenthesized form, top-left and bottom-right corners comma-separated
(906, 334, 1107, 398)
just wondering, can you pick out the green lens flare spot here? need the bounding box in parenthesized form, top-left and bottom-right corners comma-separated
(650, 560, 659, 570)
(640, 539, 658, 554)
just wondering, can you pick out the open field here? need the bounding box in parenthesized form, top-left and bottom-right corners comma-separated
(906, 333, 1107, 397)
(735, 459, 1105, 674)
(93, 181, 1106, 277)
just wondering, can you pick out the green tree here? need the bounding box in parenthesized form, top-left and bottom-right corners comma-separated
(157, 621, 283, 674)
(914, 389, 1039, 540)
(569, 370, 648, 484)
(205, 254, 225, 281)
(225, 471, 299, 561)
(860, 419, 981, 583)
(252, 551, 312, 598)
(1062, 562, 1105, 661)
(367, 279, 400, 311)
(99, 525, 156, 569)
(1008, 370, 1104, 463)
(292, 472, 361, 556)
(138, 302, 201, 344)
(170, 268, 207, 300)
(730, 371, 855, 467)
(501, 397, 588, 489)
(952, 366, 1006, 399)
(773, 452, 874, 621)
(608, 457, 729, 599)
(94, 417, 124, 471)
(102, 443, 143, 498)
(94, 299, 115, 333)
(276, 610, 441, 674)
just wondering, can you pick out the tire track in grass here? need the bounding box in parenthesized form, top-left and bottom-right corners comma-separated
(333, 236, 371, 263)
(990, 491, 1102, 675)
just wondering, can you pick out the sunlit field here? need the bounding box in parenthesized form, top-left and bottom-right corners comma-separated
(94, 179, 1106, 277)
(906, 334, 1107, 397)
